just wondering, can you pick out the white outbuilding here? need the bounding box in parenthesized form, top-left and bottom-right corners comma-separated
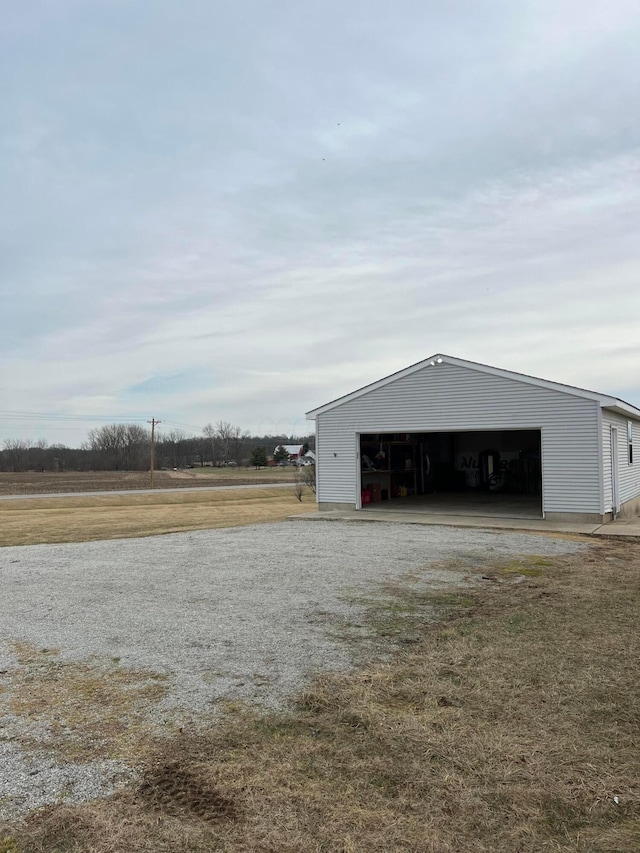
(306, 354, 640, 523)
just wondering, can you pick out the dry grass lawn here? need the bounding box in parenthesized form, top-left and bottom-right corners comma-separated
(169, 467, 296, 481)
(0, 487, 313, 547)
(3, 538, 640, 852)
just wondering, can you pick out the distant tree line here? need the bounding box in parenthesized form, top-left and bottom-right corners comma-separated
(0, 421, 315, 473)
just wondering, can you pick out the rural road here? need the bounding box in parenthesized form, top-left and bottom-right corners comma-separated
(0, 481, 294, 501)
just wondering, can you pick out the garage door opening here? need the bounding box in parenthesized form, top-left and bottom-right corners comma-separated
(359, 430, 542, 518)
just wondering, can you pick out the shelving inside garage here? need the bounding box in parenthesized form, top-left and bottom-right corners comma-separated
(359, 430, 541, 505)
(360, 435, 419, 501)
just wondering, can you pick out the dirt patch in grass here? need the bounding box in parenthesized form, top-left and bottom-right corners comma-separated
(4, 538, 640, 851)
(137, 758, 238, 823)
(0, 488, 314, 547)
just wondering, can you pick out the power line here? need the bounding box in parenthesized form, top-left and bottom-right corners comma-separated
(161, 419, 204, 431)
(0, 412, 206, 432)
(0, 410, 149, 422)
(0, 426, 102, 433)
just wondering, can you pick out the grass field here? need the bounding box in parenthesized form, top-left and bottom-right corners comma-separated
(0, 487, 313, 547)
(0, 467, 296, 496)
(3, 537, 639, 852)
(176, 466, 295, 479)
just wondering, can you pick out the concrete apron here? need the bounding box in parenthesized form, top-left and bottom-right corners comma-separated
(291, 509, 640, 538)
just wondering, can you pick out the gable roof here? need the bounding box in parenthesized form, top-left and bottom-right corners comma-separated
(306, 354, 640, 420)
(275, 444, 304, 455)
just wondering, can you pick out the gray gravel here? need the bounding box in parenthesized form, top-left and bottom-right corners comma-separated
(0, 520, 586, 820)
(0, 742, 132, 818)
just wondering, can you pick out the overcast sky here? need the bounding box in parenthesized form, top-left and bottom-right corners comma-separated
(2, 0, 640, 444)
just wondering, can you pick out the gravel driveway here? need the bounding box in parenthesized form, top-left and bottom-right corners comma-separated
(0, 520, 585, 819)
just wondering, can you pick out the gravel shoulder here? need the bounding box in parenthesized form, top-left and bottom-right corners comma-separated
(0, 520, 586, 820)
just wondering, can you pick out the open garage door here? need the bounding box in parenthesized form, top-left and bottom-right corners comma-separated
(359, 430, 542, 518)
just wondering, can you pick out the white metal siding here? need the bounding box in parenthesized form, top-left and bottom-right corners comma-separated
(315, 418, 322, 499)
(602, 410, 640, 511)
(315, 362, 602, 513)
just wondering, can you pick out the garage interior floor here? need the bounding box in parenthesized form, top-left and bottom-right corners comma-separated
(361, 492, 542, 519)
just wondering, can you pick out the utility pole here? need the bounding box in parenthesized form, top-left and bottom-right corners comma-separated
(148, 418, 161, 488)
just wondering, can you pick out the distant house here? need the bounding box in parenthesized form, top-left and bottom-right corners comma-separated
(273, 445, 316, 465)
(298, 449, 316, 466)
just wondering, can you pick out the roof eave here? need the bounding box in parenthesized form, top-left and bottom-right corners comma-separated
(602, 401, 640, 420)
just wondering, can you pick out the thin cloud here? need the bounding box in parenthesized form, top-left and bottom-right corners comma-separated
(1, 1, 640, 441)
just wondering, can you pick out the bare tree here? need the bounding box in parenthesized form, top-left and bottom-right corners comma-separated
(292, 463, 316, 502)
(163, 429, 187, 468)
(229, 426, 249, 465)
(86, 424, 149, 470)
(87, 424, 124, 469)
(122, 424, 150, 470)
(214, 420, 233, 465)
(214, 421, 248, 465)
(0, 428, 314, 473)
(49, 444, 68, 472)
(3, 439, 28, 472)
(301, 464, 316, 494)
(202, 423, 216, 466)
(190, 436, 206, 468)
(29, 439, 48, 472)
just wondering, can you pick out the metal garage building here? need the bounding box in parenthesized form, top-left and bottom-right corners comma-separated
(306, 354, 640, 523)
